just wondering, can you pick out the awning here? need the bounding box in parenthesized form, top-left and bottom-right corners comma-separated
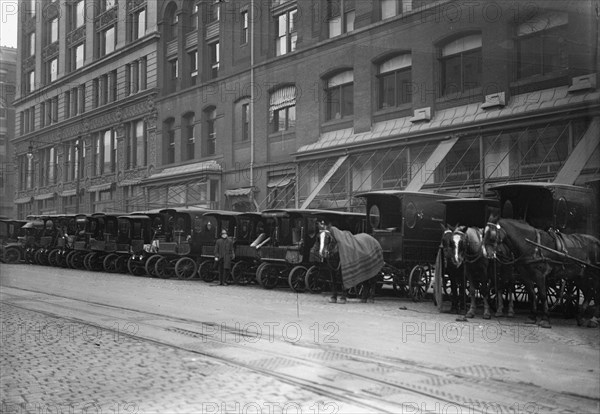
(404, 136, 459, 192)
(60, 189, 77, 197)
(34, 192, 56, 201)
(88, 182, 114, 192)
(300, 155, 348, 209)
(267, 177, 294, 188)
(143, 160, 222, 185)
(269, 86, 297, 112)
(15, 196, 33, 204)
(225, 187, 253, 197)
(117, 178, 142, 187)
(555, 117, 600, 185)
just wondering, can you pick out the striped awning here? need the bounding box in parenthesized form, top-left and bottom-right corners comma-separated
(225, 187, 253, 197)
(267, 177, 294, 188)
(34, 192, 55, 200)
(60, 189, 77, 197)
(269, 86, 297, 112)
(88, 182, 114, 192)
(14, 196, 33, 204)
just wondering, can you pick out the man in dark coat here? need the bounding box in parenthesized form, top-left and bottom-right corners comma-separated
(214, 229, 234, 285)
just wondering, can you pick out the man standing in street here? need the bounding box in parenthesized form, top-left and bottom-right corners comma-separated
(214, 229, 234, 285)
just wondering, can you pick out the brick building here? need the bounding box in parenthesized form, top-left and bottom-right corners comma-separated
(13, 0, 600, 217)
(0, 47, 17, 218)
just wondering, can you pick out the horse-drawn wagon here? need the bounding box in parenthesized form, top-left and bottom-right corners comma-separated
(483, 182, 600, 327)
(255, 209, 365, 291)
(0, 217, 27, 263)
(355, 191, 455, 300)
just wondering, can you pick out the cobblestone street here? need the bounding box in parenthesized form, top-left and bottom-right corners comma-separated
(1, 303, 364, 414)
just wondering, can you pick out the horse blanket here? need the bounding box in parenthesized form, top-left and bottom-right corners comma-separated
(330, 226, 384, 288)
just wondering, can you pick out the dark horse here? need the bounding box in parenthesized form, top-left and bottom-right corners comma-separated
(315, 223, 381, 304)
(440, 228, 467, 313)
(483, 215, 600, 328)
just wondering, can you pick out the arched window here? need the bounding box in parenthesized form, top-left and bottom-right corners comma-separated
(378, 54, 412, 109)
(234, 98, 251, 141)
(182, 113, 195, 161)
(203, 108, 217, 156)
(164, 2, 179, 41)
(269, 86, 296, 133)
(325, 71, 353, 120)
(440, 34, 482, 95)
(516, 11, 568, 79)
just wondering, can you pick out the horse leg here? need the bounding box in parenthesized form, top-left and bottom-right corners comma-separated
(482, 280, 491, 320)
(507, 276, 515, 318)
(465, 273, 477, 318)
(450, 274, 459, 313)
(522, 277, 537, 324)
(536, 265, 552, 329)
(329, 270, 338, 303)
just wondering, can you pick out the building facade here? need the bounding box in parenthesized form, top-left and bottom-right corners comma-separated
(0, 47, 17, 218)
(13, 0, 600, 217)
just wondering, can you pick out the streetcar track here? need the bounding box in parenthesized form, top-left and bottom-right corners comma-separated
(2, 285, 598, 413)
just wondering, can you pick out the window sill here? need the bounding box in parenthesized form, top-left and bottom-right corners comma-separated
(321, 117, 353, 133)
(373, 103, 412, 122)
(510, 71, 570, 94)
(436, 87, 482, 104)
(268, 130, 296, 140)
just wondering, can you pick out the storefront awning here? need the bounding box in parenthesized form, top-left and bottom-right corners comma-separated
(267, 177, 294, 188)
(34, 192, 56, 201)
(88, 182, 114, 192)
(225, 187, 253, 197)
(60, 189, 77, 197)
(117, 178, 142, 187)
(404, 136, 459, 192)
(15, 196, 33, 204)
(143, 160, 222, 185)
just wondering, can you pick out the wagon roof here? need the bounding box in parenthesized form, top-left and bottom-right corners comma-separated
(355, 190, 457, 200)
(262, 208, 364, 218)
(489, 182, 592, 196)
(202, 210, 242, 217)
(119, 214, 151, 221)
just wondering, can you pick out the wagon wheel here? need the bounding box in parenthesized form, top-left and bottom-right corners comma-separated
(66, 250, 79, 269)
(115, 255, 128, 274)
(288, 266, 307, 292)
(198, 260, 218, 282)
(408, 264, 432, 302)
(145, 254, 163, 277)
(548, 279, 580, 317)
(24, 249, 35, 264)
(69, 251, 86, 270)
(3, 247, 22, 264)
(255, 262, 269, 286)
(155, 257, 175, 279)
(35, 249, 49, 266)
(83, 252, 93, 271)
(87, 252, 104, 272)
(232, 260, 253, 285)
(47, 249, 60, 267)
(258, 263, 280, 290)
(127, 256, 147, 276)
(57, 251, 69, 268)
(305, 265, 330, 293)
(433, 249, 444, 311)
(175, 257, 198, 280)
(513, 282, 530, 307)
(103, 253, 119, 273)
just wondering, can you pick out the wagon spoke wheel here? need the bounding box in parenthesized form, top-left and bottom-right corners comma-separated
(70, 251, 86, 270)
(155, 257, 174, 279)
(305, 265, 328, 294)
(47, 249, 60, 267)
(103, 253, 118, 273)
(433, 250, 444, 311)
(144, 254, 162, 277)
(232, 261, 253, 285)
(175, 257, 198, 280)
(66, 250, 79, 269)
(199, 260, 218, 282)
(127, 256, 147, 276)
(258, 263, 280, 290)
(35, 249, 48, 266)
(408, 265, 431, 302)
(89, 252, 105, 272)
(255, 262, 269, 286)
(288, 266, 307, 292)
(3, 247, 22, 264)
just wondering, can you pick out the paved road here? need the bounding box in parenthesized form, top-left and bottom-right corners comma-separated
(1, 263, 599, 413)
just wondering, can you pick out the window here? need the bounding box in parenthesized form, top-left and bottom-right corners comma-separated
(269, 86, 297, 132)
(169, 11, 179, 41)
(92, 78, 99, 107)
(241, 10, 249, 44)
(65, 91, 71, 119)
(134, 120, 146, 167)
(79, 85, 86, 113)
(190, 4, 199, 31)
(49, 18, 58, 43)
(378, 54, 412, 109)
(73, 0, 85, 29)
(241, 103, 250, 141)
(440, 34, 482, 96)
(275, 9, 297, 56)
(101, 74, 108, 105)
(235, 99, 251, 141)
(25, 71, 35, 93)
(516, 12, 568, 80)
(110, 70, 117, 102)
(205, 108, 216, 156)
(164, 119, 175, 164)
(135, 8, 146, 40)
(327, 0, 355, 38)
(189, 50, 198, 86)
(380, 0, 412, 20)
(183, 113, 196, 161)
(47, 58, 58, 83)
(168, 58, 178, 92)
(70, 43, 84, 71)
(325, 71, 353, 120)
(209, 42, 219, 79)
(27, 32, 35, 56)
(71, 87, 78, 116)
(102, 26, 116, 55)
(209, 0, 221, 22)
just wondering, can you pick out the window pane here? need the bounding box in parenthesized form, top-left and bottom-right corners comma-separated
(397, 69, 412, 105)
(345, 11, 355, 32)
(380, 72, 395, 108)
(75, 44, 84, 69)
(51, 19, 58, 42)
(381, 0, 397, 19)
(542, 33, 565, 74)
(287, 106, 296, 129)
(75, 1, 85, 27)
(104, 27, 115, 54)
(442, 55, 461, 95)
(135, 121, 144, 167)
(342, 84, 353, 116)
(518, 35, 542, 79)
(462, 49, 481, 90)
(137, 9, 146, 39)
(327, 88, 341, 120)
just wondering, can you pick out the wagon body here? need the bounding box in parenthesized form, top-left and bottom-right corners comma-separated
(0, 219, 27, 263)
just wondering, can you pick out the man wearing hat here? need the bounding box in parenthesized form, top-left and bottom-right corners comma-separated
(214, 229, 235, 285)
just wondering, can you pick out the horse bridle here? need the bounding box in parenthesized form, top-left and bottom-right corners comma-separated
(318, 229, 341, 271)
(485, 222, 519, 265)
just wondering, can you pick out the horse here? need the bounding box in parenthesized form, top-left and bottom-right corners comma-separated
(483, 215, 600, 328)
(440, 227, 467, 314)
(315, 222, 383, 304)
(444, 226, 492, 319)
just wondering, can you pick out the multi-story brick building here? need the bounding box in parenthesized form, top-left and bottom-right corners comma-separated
(0, 47, 17, 218)
(13, 0, 599, 217)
